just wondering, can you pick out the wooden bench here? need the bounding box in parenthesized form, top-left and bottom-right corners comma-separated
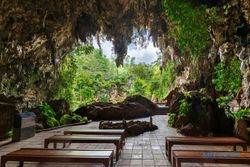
(165, 136, 247, 163)
(44, 135, 122, 161)
(64, 129, 126, 146)
(172, 150, 250, 167)
(1, 148, 113, 167)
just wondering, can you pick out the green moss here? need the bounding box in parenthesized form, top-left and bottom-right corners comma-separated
(212, 58, 242, 95)
(163, 0, 220, 57)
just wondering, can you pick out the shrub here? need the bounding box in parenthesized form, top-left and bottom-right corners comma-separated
(38, 103, 60, 128)
(216, 95, 233, 109)
(4, 129, 13, 139)
(168, 113, 176, 127)
(46, 117, 60, 128)
(230, 108, 250, 120)
(212, 58, 241, 95)
(179, 98, 191, 116)
(60, 114, 73, 125)
(82, 116, 88, 123)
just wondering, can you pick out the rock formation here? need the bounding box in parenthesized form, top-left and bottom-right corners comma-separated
(75, 95, 158, 120)
(166, 90, 234, 136)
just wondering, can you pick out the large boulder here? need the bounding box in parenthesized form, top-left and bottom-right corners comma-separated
(75, 95, 158, 120)
(0, 94, 22, 139)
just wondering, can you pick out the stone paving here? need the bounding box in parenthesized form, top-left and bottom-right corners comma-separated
(0, 115, 249, 167)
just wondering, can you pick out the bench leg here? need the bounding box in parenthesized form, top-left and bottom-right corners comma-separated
(242, 144, 247, 151)
(233, 145, 237, 151)
(165, 140, 168, 157)
(18, 161, 23, 167)
(103, 160, 109, 167)
(110, 155, 113, 167)
(176, 159, 181, 167)
(115, 142, 119, 161)
(172, 155, 176, 167)
(53, 142, 57, 149)
(168, 142, 173, 162)
(44, 140, 49, 148)
(122, 134, 125, 147)
(0, 159, 6, 167)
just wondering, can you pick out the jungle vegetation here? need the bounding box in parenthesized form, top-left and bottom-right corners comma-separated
(54, 45, 177, 111)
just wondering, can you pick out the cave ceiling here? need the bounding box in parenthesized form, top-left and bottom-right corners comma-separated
(0, 0, 168, 67)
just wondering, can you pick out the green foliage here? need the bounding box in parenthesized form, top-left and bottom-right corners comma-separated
(55, 46, 121, 110)
(168, 113, 176, 127)
(55, 45, 177, 108)
(179, 98, 191, 116)
(81, 116, 88, 123)
(72, 114, 83, 123)
(4, 129, 13, 139)
(60, 114, 72, 125)
(46, 117, 60, 128)
(230, 108, 250, 120)
(163, 0, 219, 57)
(223, 3, 232, 15)
(216, 95, 233, 109)
(129, 78, 148, 96)
(38, 103, 60, 128)
(212, 58, 242, 95)
(60, 114, 88, 125)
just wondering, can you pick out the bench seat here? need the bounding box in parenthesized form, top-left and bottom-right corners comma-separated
(44, 135, 122, 161)
(1, 148, 113, 167)
(173, 150, 250, 167)
(64, 129, 126, 145)
(165, 136, 247, 163)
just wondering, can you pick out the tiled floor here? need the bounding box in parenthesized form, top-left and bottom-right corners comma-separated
(0, 115, 249, 167)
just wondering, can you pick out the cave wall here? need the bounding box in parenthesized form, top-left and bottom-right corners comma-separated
(0, 0, 249, 139)
(163, 0, 250, 107)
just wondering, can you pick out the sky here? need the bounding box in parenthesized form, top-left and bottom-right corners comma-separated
(92, 36, 161, 64)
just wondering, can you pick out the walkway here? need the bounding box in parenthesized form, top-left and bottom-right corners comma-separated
(0, 115, 249, 167)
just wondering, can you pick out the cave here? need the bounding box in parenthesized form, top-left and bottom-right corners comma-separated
(0, 0, 250, 152)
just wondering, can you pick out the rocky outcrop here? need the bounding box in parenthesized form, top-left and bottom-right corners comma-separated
(167, 90, 234, 136)
(75, 95, 158, 120)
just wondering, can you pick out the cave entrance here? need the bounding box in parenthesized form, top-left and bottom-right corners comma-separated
(55, 29, 166, 111)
